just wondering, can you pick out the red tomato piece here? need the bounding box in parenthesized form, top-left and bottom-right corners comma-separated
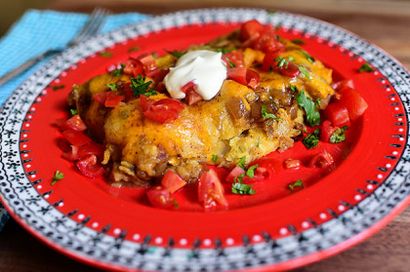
(123, 58, 144, 77)
(253, 30, 285, 54)
(246, 69, 260, 89)
(338, 88, 368, 120)
(62, 129, 92, 146)
(240, 19, 264, 41)
(251, 166, 269, 181)
(227, 67, 247, 85)
(140, 96, 185, 124)
(76, 154, 104, 178)
(309, 150, 335, 168)
(332, 79, 355, 91)
(320, 120, 338, 142)
(226, 166, 245, 183)
(262, 52, 279, 71)
(146, 68, 169, 83)
(283, 159, 301, 170)
(324, 103, 350, 127)
(223, 50, 244, 68)
(161, 170, 186, 194)
(198, 169, 228, 211)
(104, 92, 124, 108)
(78, 142, 104, 160)
(277, 62, 300, 78)
(146, 186, 177, 209)
(62, 145, 79, 161)
(138, 54, 157, 75)
(180, 81, 203, 105)
(92, 92, 107, 105)
(65, 115, 87, 131)
(181, 81, 197, 94)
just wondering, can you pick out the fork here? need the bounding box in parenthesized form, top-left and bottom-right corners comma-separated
(0, 7, 110, 86)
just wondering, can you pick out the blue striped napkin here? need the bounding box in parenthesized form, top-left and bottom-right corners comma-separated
(0, 9, 150, 231)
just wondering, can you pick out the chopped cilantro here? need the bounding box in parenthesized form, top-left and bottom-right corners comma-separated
(99, 51, 112, 58)
(51, 170, 64, 186)
(330, 126, 348, 143)
(358, 63, 374, 73)
(290, 85, 298, 93)
(167, 50, 186, 58)
(246, 164, 258, 178)
(298, 65, 311, 79)
(215, 47, 234, 54)
(228, 60, 236, 68)
(128, 46, 140, 52)
(291, 39, 305, 45)
(232, 182, 255, 195)
(296, 91, 320, 126)
(261, 105, 278, 120)
(111, 64, 125, 77)
(299, 50, 315, 63)
(275, 56, 294, 69)
(130, 75, 156, 97)
(303, 129, 320, 149)
(70, 108, 78, 116)
(211, 154, 218, 163)
(237, 156, 247, 169)
(52, 85, 65, 91)
(288, 179, 304, 192)
(106, 83, 117, 91)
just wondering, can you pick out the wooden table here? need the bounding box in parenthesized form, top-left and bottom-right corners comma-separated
(1, 1, 409, 271)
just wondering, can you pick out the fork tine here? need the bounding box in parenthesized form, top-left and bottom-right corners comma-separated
(69, 7, 110, 46)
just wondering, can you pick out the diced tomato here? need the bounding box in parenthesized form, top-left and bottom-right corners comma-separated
(332, 79, 354, 91)
(161, 170, 186, 194)
(198, 169, 228, 211)
(278, 62, 300, 77)
(146, 68, 168, 83)
(324, 103, 350, 127)
(240, 20, 264, 41)
(262, 53, 299, 77)
(62, 145, 79, 161)
(283, 159, 301, 170)
(320, 120, 338, 142)
(181, 81, 203, 105)
(65, 115, 87, 131)
(252, 30, 285, 54)
(338, 88, 368, 120)
(138, 54, 157, 75)
(93, 92, 107, 105)
(62, 129, 92, 146)
(246, 69, 260, 89)
(78, 142, 104, 160)
(309, 150, 335, 168)
(140, 96, 185, 124)
(104, 92, 124, 108)
(227, 67, 247, 85)
(223, 50, 244, 68)
(181, 81, 197, 94)
(228, 67, 260, 89)
(146, 186, 177, 209)
(76, 154, 104, 178)
(226, 166, 245, 183)
(123, 58, 144, 77)
(262, 52, 278, 71)
(252, 166, 269, 181)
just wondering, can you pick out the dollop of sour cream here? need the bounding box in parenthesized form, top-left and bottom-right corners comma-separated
(164, 50, 227, 100)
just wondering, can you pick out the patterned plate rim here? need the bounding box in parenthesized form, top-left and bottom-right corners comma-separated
(0, 8, 409, 271)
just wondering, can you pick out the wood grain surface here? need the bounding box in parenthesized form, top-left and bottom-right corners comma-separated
(1, 1, 409, 271)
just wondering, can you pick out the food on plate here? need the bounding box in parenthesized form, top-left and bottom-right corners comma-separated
(60, 20, 368, 210)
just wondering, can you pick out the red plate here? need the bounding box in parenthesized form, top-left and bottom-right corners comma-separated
(0, 9, 409, 271)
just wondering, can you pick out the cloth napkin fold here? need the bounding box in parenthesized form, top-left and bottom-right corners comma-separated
(0, 9, 150, 231)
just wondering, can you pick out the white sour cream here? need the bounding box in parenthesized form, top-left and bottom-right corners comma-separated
(164, 50, 227, 100)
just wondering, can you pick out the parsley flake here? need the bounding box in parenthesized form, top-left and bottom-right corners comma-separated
(246, 164, 258, 178)
(275, 56, 294, 69)
(167, 50, 186, 58)
(51, 170, 64, 186)
(330, 126, 348, 143)
(261, 105, 278, 120)
(298, 65, 311, 79)
(106, 83, 117, 91)
(111, 64, 125, 77)
(237, 156, 247, 169)
(296, 91, 321, 126)
(232, 182, 255, 195)
(228, 60, 236, 68)
(99, 51, 112, 58)
(299, 50, 315, 63)
(70, 108, 78, 116)
(128, 46, 140, 52)
(290, 85, 298, 93)
(211, 154, 218, 163)
(358, 63, 374, 73)
(291, 39, 305, 45)
(130, 75, 157, 97)
(288, 179, 304, 192)
(303, 129, 320, 149)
